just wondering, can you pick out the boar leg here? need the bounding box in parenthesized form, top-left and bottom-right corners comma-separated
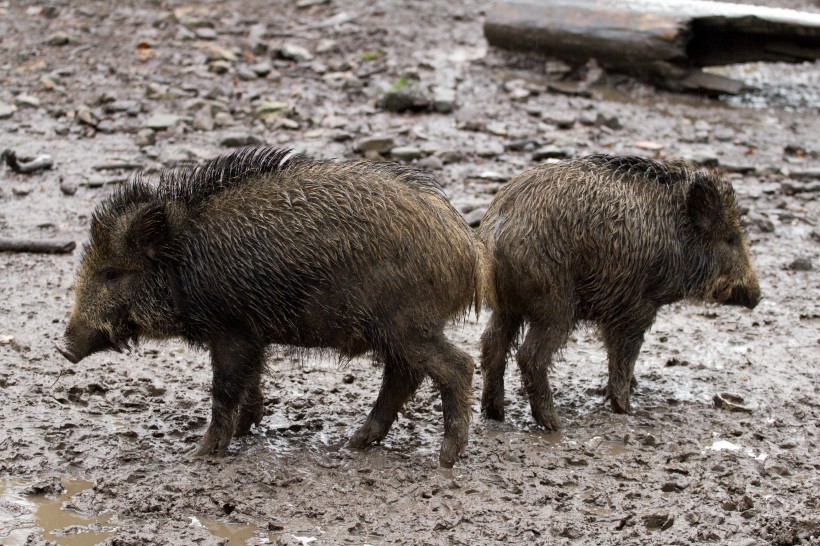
(195, 336, 265, 456)
(480, 311, 522, 421)
(348, 362, 424, 449)
(517, 320, 568, 431)
(235, 373, 264, 436)
(423, 337, 474, 468)
(601, 318, 652, 414)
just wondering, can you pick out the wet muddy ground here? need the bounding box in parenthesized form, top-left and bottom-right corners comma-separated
(1, 0, 819, 544)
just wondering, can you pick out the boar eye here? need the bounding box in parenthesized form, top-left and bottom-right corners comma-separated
(726, 233, 740, 246)
(102, 268, 122, 284)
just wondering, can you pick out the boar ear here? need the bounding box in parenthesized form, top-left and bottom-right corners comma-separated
(687, 179, 722, 234)
(126, 203, 170, 261)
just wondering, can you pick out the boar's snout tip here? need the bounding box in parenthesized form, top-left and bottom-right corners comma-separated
(728, 285, 761, 310)
(55, 342, 82, 364)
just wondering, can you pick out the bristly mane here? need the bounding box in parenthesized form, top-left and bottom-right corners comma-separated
(584, 154, 695, 186)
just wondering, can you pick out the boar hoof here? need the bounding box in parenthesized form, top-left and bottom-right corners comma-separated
(610, 396, 632, 415)
(439, 434, 468, 469)
(480, 400, 505, 422)
(348, 420, 387, 449)
(192, 426, 232, 457)
(532, 410, 561, 431)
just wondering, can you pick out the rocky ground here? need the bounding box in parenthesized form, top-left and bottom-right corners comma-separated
(1, 0, 819, 544)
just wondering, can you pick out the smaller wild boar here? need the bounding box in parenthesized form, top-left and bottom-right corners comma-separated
(58, 147, 485, 467)
(479, 155, 761, 429)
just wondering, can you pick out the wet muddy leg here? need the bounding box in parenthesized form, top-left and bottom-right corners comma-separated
(602, 319, 651, 414)
(480, 311, 521, 422)
(516, 320, 568, 430)
(195, 335, 265, 456)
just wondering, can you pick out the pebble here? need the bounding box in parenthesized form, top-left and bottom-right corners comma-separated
(145, 113, 181, 130)
(208, 61, 230, 74)
(354, 136, 395, 154)
(416, 155, 443, 170)
(195, 27, 217, 40)
(135, 128, 156, 146)
(787, 257, 813, 271)
(193, 106, 215, 131)
(250, 62, 272, 77)
(280, 43, 313, 62)
(463, 207, 486, 227)
(532, 145, 572, 161)
(14, 95, 40, 108)
(60, 179, 78, 196)
(255, 101, 291, 121)
(0, 102, 16, 119)
(219, 133, 264, 147)
(75, 105, 98, 127)
(46, 32, 70, 46)
(379, 74, 431, 113)
(297, 0, 330, 7)
(476, 141, 504, 158)
(237, 67, 258, 81)
(214, 112, 234, 127)
(390, 146, 423, 161)
(432, 87, 456, 113)
(543, 113, 576, 129)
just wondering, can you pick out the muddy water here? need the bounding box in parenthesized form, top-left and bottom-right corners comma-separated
(0, 480, 113, 546)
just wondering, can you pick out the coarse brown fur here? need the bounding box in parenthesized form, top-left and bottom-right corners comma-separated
(479, 155, 761, 428)
(59, 147, 486, 467)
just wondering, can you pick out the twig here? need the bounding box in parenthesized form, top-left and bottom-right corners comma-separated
(2, 149, 54, 173)
(0, 238, 76, 254)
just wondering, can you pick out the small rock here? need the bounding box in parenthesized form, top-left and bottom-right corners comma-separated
(778, 439, 798, 449)
(276, 118, 300, 130)
(214, 112, 234, 127)
(14, 95, 40, 108)
(643, 513, 674, 530)
(354, 136, 395, 154)
(432, 87, 456, 113)
(0, 102, 16, 119)
(280, 43, 313, 62)
(342, 374, 355, 384)
(254, 101, 291, 121)
(379, 73, 431, 113)
(22, 479, 64, 497)
(60, 179, 78, 196)
(195, 27, 218, 40)
(250, 62, 272, 77)
(787, 257, 813, 271)
(532, 146, 572, 161)
(547, 81, 591, 97)
(46, 32, 70, 46)
(596, 113, 622, 130)
(390, 146, 423, 161)
(193, 106, 215, 131)
(208, 60, 231, 74)
(743, 211, 774, 233)
(416, 155, 443, 170)
(543, 113, 575, 129)
(323, 115, 349, 129)
(463, 207, 486, 227)
(237, 67, 258, 81)
(76, 105, 98, 127)
(145, 113, 181, 131)
(135, 128, 156, 146)
(476, 141, 504, 158)
(220, 133, 263, 147)
(297, 0, 330, 7)
(505, 138, 539, 152)
(103, 100, 140, 115)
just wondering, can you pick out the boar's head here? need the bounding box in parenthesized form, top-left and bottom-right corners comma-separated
(686, 174, 761, 310)
(58, 192, 177, 364)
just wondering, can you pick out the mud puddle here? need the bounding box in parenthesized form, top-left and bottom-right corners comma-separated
(0, 479, 113, 546)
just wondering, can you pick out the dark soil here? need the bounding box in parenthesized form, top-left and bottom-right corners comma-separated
(1, 0, 819, 544)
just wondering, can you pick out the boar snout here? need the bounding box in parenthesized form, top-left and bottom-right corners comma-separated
(57, 319, 117, 363)
(727, 284, 761, 310)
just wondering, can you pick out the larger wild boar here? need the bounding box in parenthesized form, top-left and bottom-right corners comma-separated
(58, 147, 484, 467)
(479, 155, 760, 429)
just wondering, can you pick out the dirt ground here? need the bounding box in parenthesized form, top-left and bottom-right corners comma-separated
(1, 0, 819, 544)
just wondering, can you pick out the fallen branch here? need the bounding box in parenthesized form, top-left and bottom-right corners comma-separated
(0, 238, 76, 254)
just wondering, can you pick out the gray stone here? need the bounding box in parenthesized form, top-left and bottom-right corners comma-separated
(280, 43, 313, 62)
(476, 141, 505, 158)
(0, 102, 16, 119)
(390, 146, 423, 161)
(354, 136, 395, 154)
(59, 179, 78, 196)
(297, 0, 330, 7)
(433, 87, 456, 113)
(416, 155, 443, 170)
(103, 100, 140, 114)
(237, 67, 258, 81)
(379, 74, 431, 113)
(76, 105, 98, 127)
(254, 101, 291, 120)
(250, 62, 272, 77)
(193, 106, 215, 131)
(532, 145, 572, 161)
(214, 112, 234, 127)
(46, 32, 70, 46)
(135, 128, 156, 146)
(208, 61, 230, 74)
(195, 27, 217, 40)
(145, 113, 181, 130)
(787, 257, 813, 271)
(219, 133, 264, 147)
(463, 207, 487, 228)
(14, 95, 40, 108)
(543, 114, 576, 129)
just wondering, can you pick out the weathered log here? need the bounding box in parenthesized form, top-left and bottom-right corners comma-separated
(484, 0, 820, 92)
(0, 238, 76, 254)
